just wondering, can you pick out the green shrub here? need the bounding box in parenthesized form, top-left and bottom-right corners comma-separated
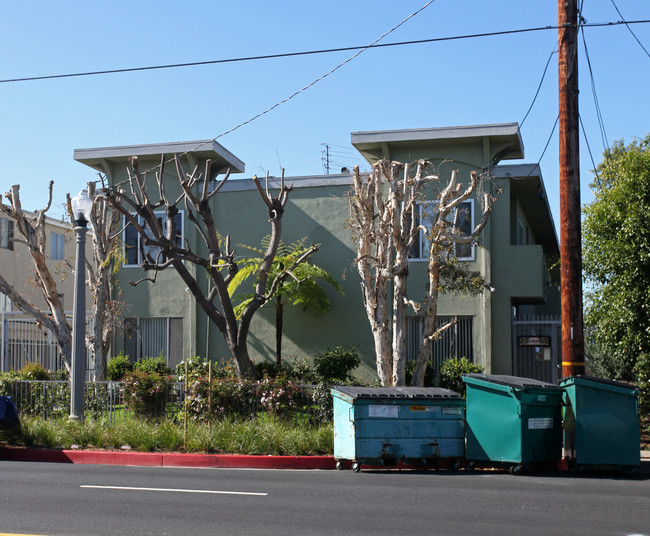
(176, 356, 210, 382)
(107, 354, 133, 381)
(310, 382, 334, 424)
(134, 356, 172, 376)
(404, 360, 436, 387)
(634, 353, 650, 414)
(440, 357, 483, 396)
(255, 357, 319, 384)
(255, 361, 287, 380)
(19, 363, 50, 381)
(314, 346, 360, 382)
(50, 368, 69, 381)
(121, 370, 171, 419)
(285, 357, 319, 384)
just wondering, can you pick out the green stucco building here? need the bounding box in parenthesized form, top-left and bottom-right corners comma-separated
(74, 123, 561, 382)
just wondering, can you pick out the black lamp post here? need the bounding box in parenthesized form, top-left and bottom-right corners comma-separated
(69, 190, 92, 421)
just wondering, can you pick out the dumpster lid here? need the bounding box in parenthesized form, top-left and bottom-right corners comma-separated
(560, 375, 639, 391)
(463, 374, 559, 389)
(331, 386, 463, 400)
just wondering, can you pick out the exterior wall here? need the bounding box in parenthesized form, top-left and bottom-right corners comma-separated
(77, 126, 560, 383)
(0, 214, 87, 313)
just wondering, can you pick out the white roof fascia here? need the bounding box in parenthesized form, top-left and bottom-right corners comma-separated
(351, 123, 521, 146)
(74, 140, 245, 174)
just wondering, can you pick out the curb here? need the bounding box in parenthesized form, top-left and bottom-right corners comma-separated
(0, 447, 337, 470)
(2, 447, 648, 473)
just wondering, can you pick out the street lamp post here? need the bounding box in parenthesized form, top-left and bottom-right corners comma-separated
(69, 190, 92, 421)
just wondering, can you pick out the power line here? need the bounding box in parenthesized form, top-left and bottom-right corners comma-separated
(520, 48, 557, 128)
(125, 0, 438, 181)
(580, 25, 609, 150)
(608, 0, 650, 60)
(2, 20, 648, 85)
(579, 113, 601, 184)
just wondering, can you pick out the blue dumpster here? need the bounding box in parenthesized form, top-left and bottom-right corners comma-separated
(331, 386, 465, 472)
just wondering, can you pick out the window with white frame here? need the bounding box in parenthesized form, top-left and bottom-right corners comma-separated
(124, 211, 183, 267)
(410, 200, 475, 261)
(0, 219, 13, 250)
(50, 232, 65, 260)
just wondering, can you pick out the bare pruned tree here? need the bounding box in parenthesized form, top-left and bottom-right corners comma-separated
(0, 182, 72, 371)
(66, 180, 123, 380)
(103, 155, 314, 379)
(349, 160, 494, 386)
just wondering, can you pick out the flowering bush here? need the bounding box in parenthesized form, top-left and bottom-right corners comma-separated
(182, 373, 306, 422)
(258, 375, 304, 418)
(121, 370, 171, 419)
(184, 376, 257, 421)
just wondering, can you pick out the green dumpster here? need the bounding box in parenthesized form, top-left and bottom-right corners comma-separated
(331, 386, 466, 472)
(559, 375, 640, 473)
(463, 374, 564, 473)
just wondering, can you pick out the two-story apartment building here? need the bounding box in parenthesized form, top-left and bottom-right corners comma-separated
(73, 123, 561, 382)
(0, 210, 85, 372)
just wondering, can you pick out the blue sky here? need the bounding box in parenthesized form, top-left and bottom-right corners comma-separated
(1, 0, 648, 233)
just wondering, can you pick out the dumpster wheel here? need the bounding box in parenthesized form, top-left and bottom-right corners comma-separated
(509, 464, 524, 475)
(335, 461, 344, 471)
(352, 462, 361, 473)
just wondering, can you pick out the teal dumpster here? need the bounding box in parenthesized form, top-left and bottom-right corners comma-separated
(560, 375, 640, 473)
(463, 374, 564, 473)
(331, 386, 465, 472)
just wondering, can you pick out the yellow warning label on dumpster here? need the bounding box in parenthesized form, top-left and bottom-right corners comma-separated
(410, 405, 426, 412)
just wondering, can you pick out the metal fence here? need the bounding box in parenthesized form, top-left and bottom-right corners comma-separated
(1, 380, 317, 424)
(0, 310, 94, 377)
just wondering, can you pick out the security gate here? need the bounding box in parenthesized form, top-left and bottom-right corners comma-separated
(512, 315, 561, 383)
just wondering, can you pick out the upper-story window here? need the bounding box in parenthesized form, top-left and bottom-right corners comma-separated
(410, 200, 475, 261)
(0, 219, 13, 250)
(124, 211, 183, 267)
(50, 232, 65, 260)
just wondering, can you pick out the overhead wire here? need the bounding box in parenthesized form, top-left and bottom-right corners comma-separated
(126, 0, 439, 181)
(579, 113, 601, 184)
(609, 0, 650, 60)
(519, 48, 557, 128)
(579, 23, 609, 151)
(1, 20, 648, 85)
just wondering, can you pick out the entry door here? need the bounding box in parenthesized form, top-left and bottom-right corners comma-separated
(512, 318, 561, 383)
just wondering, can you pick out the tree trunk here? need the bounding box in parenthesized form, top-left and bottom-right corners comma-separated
(391, 271, 408, 386)
(410, 262, 440, 386)
(275, 296, 283, 367)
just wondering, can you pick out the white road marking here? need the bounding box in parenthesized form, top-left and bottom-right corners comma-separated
(80, 485, 267, 496)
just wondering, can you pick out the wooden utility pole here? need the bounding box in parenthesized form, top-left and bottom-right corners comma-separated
(558, 0, 585, 377)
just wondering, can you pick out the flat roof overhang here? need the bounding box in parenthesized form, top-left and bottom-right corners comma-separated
(73, 139, 245, 175)
(493, 163, 559, 258)
(351, 123, 524, 165)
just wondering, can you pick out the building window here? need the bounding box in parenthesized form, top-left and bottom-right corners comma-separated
(124, 211, 183, 267)
(123, 317, 183, 368)
(50, 232, 65, 260)
(410, 200, 475, 261)
(406, 315, 474, 375)
(0, 219, 13, 250)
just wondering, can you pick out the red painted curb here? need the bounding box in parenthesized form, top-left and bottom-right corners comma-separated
(0, 447, 336, 470)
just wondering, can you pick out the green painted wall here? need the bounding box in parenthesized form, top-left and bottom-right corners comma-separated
(98, 130, 560, 382)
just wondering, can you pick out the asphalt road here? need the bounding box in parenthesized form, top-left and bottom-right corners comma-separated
(1, 462, 649, 536)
